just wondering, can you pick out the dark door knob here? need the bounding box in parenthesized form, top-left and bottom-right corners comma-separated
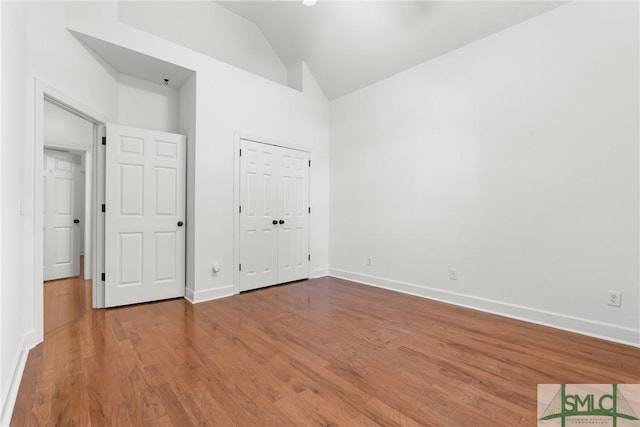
(279, 219, 285, 225)
(73, 219, 80, 224)
(177, 221, 184, 227)
(272, 220, 278, 225)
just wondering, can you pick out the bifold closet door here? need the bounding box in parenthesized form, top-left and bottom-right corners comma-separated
(239, 140, 310, 292)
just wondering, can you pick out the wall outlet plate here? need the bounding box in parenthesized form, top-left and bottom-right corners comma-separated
(449, 268, 457, 280)
(608, 290, 621, 307)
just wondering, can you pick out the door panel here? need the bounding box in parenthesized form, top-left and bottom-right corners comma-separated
(104, 125, 186, 307)
(239, 140, 310, 291)
(118, 232, 143, 285)
(239, 140, 279, 291)
(44, 149, 81, 280)
(278, 149, 310, 284)
(155, 232, 177, 281)
(54, 227, 72, 263)
(156, 167, 177, 215)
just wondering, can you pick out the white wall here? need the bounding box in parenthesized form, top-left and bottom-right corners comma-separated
(22, 0, 120, 340)
(330, 2, 639, 345)
(65, 5, 331, 303)
(44, 101, 94, 149)
(117, 74, 179, 133)
(0, 2, 28, 424)
(28, 4, 119, 120)
(0, 2, 120, 421)
(192, 62, 330, 301)
(118, 1, 287, 87)
(0, 0, 3, 416)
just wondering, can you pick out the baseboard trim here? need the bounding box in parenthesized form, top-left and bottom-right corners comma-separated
(185, 285, 235, 304)
(0, 330, 36, 427)
(328, 268, 640, 347)
(310, 268, 328, 279)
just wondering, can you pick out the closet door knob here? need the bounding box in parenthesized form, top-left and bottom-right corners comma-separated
(73, 219, 80, 224)
(279, 219, 285, 225)
(177, 221, 184, 227)
(272, 220, 278, 225)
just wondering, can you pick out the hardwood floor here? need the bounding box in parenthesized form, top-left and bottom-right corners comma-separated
(11, 277, 639, 426)
(43, 275, 92, 337)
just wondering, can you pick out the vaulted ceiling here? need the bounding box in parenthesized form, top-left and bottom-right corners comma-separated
(217, 1, 567, 100)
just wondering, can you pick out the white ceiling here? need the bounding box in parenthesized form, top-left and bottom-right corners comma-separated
(217, 1, 567, 100)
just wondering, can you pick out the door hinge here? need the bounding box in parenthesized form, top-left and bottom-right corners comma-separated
(239, 149, 242, 157)
(101, 204, 106, 213)
(308, 159, 311, 167)
(101, 136, 106, 146)
(239, 264, 242, 272)
(308, 206, 311, 214)
(239, 205, 242, 214)
(308, 254, 311, 261)
(101, 273, 105, 281)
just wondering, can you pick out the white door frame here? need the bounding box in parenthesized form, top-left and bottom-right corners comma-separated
(233, 132, 311, 295)
(32, 80, 109, 343)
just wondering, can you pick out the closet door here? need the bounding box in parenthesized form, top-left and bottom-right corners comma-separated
(278, 149, 310, 283)
(239, 139, 310, 292)
(239, 140, 279, 291)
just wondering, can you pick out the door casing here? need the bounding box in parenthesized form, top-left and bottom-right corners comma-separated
(32, 80, 109, 344)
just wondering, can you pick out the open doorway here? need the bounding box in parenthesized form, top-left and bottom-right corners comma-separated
(32, 70, 192, 342)
(40, 97, 100, 335)
(42, 147, 90, 335)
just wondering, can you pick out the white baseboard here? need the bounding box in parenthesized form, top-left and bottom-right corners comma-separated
(310, 268, 328, 279)
(185, 285, 235, 304)
(0, 330, 36, 427)
(329, 268, 640, 347)
(184, 271, 332, 304)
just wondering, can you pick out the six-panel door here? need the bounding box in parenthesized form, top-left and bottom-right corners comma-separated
(278, 149, 310, 284)
(43, 149, 81, 280)
(104, 125, 186, 307)
(239, 139, 310, 292)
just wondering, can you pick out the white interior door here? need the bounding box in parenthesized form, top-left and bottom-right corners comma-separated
(278, 149, 310, 283)
(44, 149, 81, 280)
(239, 139, 309, 292)
(104, 125, 186, 307)
(239, 140, 279, 291)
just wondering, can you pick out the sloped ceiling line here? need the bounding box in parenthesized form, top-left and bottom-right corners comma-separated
(217, 1, 566, 100)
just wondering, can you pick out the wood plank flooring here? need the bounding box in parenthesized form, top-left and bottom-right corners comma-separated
(11, 276, 640, 426)
(43, 276, 92, 337)
(44, 256, 91, 336)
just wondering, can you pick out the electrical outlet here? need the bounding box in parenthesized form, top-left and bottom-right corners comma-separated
(608, 291, 622, 307)
(367, 257, 372, 267)
(449, 268, 457, 280)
